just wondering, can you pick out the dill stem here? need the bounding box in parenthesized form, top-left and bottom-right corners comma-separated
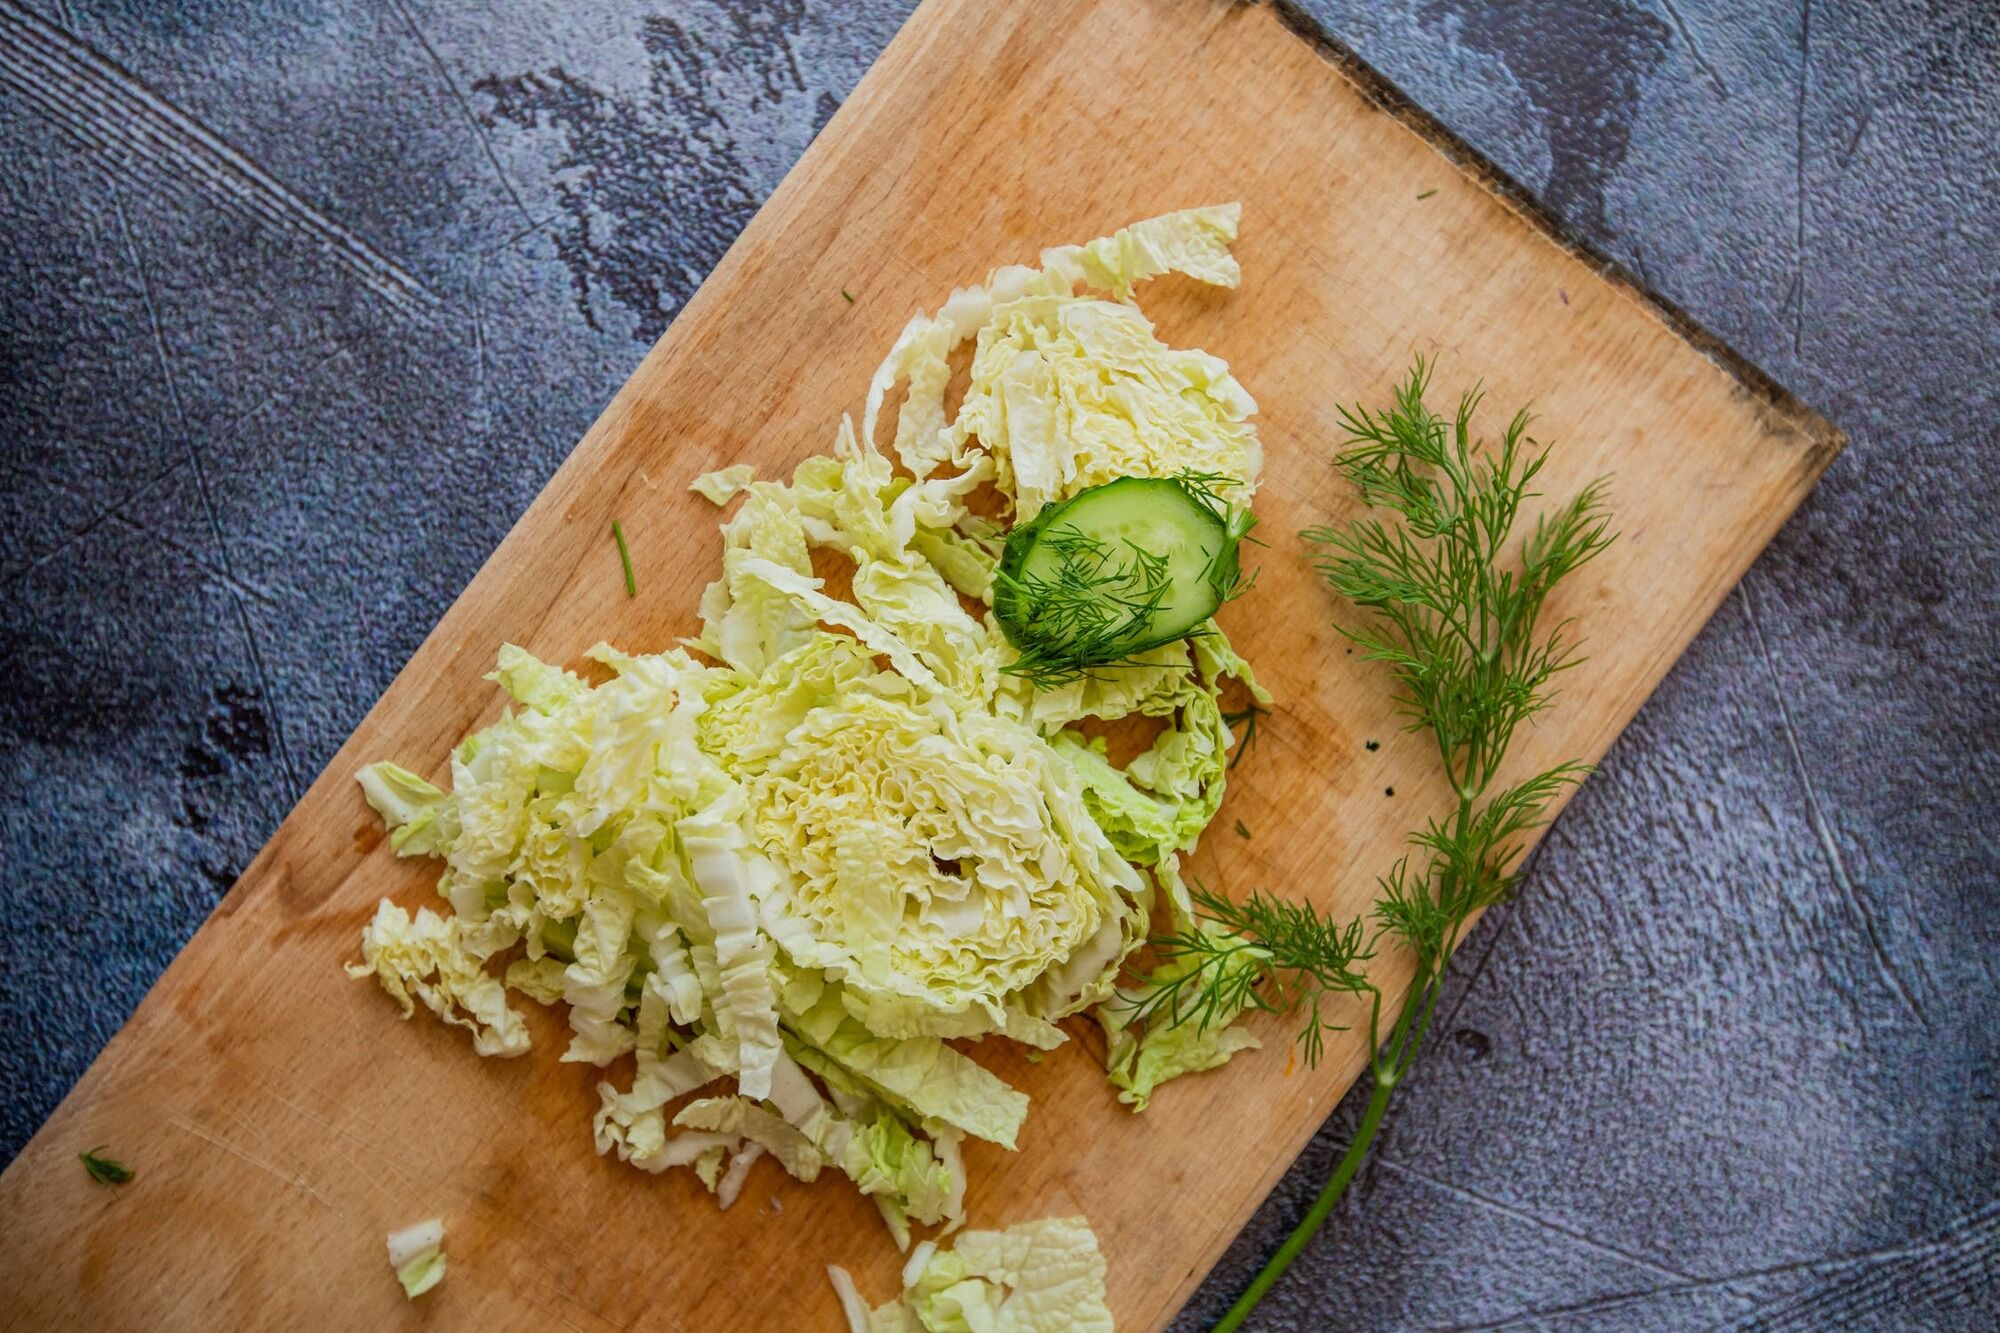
(1391, 966, 1448, 1088)
(1216, 960, 1453, 1330)
(1216, 858, 1461, 1330)
(1213, 1062, 1396, 1332)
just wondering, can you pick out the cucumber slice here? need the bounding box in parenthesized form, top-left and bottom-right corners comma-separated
(995, 476, 1250, 679)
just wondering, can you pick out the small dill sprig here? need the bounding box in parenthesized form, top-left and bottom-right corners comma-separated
(1173, 469, 1260, 605)
(999, 472, 1258, 688)
(1128, 884, 1374, 1068)
(1302, 358, 1612, 796)
(1221, 701, 1267, 770)
(999, 525, 1177, 688)
(79, 1147, 133, 1185)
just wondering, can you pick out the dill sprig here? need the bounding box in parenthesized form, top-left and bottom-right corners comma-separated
(999, 472, 1256, 688)
(1173, 469, 1261, 606)
(1142, 357, 1612, 1331)
(79, 1147, 133, 1185)
(1305, 360, 1611, 797)
(1130, 884, 1372, 1068)
(1221, 701, 1267, 770)
(1000, 526, 1177, 687)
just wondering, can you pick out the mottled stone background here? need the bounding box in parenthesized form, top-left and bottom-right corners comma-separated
(2, 0, 1994, 1328)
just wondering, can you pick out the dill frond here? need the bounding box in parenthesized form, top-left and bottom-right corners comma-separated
(1201, 356, 1615, 1330)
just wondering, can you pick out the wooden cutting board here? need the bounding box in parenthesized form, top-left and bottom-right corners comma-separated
(0, 1, 1840, 1328)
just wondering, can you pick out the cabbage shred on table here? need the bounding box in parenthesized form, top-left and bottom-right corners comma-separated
(348, 205, 1271, 1243)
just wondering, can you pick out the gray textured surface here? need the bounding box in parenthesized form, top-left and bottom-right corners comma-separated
(1, 0, 1994, 1328)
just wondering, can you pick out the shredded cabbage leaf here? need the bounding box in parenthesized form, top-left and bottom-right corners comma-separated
(691, 463, 757, 505)
(348, 205, 1271, 1252)
(385, 1218, 446, 1299)
(830, 1214, 1112, 1333)
(866, 204, 1259, 524)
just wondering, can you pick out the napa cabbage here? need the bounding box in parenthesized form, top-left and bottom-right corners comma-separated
(348, 205, 1271, 1259)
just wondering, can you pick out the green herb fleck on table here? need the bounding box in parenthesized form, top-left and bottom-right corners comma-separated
(611, 520, 636, 598)
(1415, 188, 1437, 200)
(79, 1147, 133, 1185)
(1234, 819, 1252, 840)
(841, 287, 855, 304)
(1150, 357, 1613, 1331)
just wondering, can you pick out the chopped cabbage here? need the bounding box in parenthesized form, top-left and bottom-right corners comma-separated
(356, 762, 451, 857)
(828, 1264, 879, 1332)
(349, 206, 1273, 1251)
(675, 1096, 824, 1181)
(1042, 202, 1244, 298)
(691, 463, 757, 505)
(751, 687, 1139, 1034)
(867, 203, 1258, 525)
(385, 1218, 446, 1299)
(785, 1004, 1028, 1150)
(953, 296, 1260, 523)
(346, 902, 528, 1058)
(831, 1215, 1112, 1333)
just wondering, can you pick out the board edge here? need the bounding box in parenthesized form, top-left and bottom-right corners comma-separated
(1264, 0, 1848, 480)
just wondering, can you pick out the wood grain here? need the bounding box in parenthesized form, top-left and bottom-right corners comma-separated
(0, 2, 1840, 1329)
